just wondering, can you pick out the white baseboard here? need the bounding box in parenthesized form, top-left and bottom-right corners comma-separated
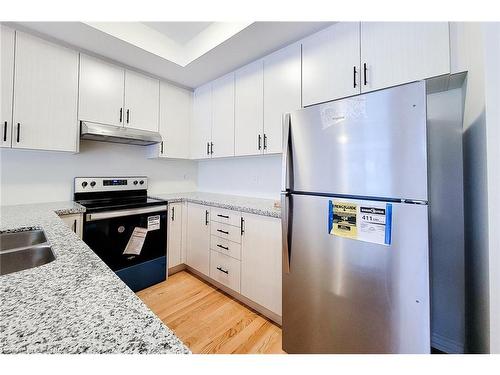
(432, 332, 464, 354)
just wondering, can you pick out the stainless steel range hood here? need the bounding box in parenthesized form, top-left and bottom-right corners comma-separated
(80, 121, 162, 146)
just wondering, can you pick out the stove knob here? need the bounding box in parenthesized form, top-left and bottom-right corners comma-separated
(133, 180, 138, 185)
(90, 181, 96, 187)
(81, 181, 88, 188)
(139, 180, 144, 185)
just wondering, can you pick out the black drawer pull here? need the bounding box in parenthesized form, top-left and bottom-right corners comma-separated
(353, 66, 357, 88)
(217, 229, 229, 235)
(3, 121, 7, 142)
(217, 244, 229, 251)
(216, 266, 229, 275)
(16, 123, 20, 143)
(217, 214, 229, 219)
(207, 142, 210, 155)
(119, 108, 123, 123)
(240, 217, 245, 235)
(205, 210, 209, 225)
(363, 63, 368, 86)
(126, 109, 130, 123)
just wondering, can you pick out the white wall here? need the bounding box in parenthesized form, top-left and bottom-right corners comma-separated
(197, 154, 281, 200)
(0, 140, 198, 205)
(483, 22, 500, 354)
(450, 22, 500, 353)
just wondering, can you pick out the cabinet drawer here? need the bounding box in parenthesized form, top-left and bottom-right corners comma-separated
(210, 235, 241, 260)
(210, 222, 241, 243)
(210, 250, 241, 292)
(211, 207, 241, 227)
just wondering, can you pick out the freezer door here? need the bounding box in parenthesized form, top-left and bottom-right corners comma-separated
(282, 193, 430, 353)
(286, 81, 427, 201)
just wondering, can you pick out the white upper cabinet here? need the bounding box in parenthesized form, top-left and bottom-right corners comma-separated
(123, 69, 159, 132)
(263, 43, 301, 154)
(157, 82, 191, 159)
(302, 22, 361, 106)
(12, 32, 79, 152)
(234, 59, 264, 156)
(191, 83, 212, 159)
(211, 73, 235, 158)
(78, 54, 125, 127)
(360, 22, 450, 93)
(1, 25, 15, 148)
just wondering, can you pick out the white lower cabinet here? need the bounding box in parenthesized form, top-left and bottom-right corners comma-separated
(210, 250, 241, 292)
(167, 202, 183, 270)
(186, 203, 210, 275)
(210, 235, 241, 260)
(59, 213, 83, 239)
(241, 213, 282, 316)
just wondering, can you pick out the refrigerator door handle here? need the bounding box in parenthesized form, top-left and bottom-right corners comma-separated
(281, 192, 291, 274)
(281, 113, 292, 192)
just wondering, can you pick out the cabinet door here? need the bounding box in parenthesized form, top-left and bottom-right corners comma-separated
(302, 22, 361, 106)
(186, 203, 210, 275)
(191, 83, 212, 159)
(1, 25, 15, 148)
(234, 60, 264, 156)
(59, 214, 83, 239)
(124, 69, 159, 132)
(168, 203, 183, 269)
(241, 213, 282, 315)
(158, 82, 191, 158)
(211, 73, 235, 158)
(360, 22, 450, 93)
(79, 54, 125, 127)
(263, 43, 301, 154)
(12, 32, 79, 152)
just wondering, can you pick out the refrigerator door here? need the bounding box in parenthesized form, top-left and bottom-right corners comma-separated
(282, 193, 430, 353)
(285, 81, 427, 201)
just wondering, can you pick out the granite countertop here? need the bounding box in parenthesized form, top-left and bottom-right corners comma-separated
(153, 192, 282, 218)
(0, 201, 189, 354)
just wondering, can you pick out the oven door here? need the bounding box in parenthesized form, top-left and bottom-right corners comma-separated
(83, 205, 167, 272)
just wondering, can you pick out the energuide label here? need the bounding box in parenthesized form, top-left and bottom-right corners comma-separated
(329, 200, 392, 246)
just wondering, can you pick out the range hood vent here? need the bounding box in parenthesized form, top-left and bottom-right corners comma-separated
(80, 121, 162, 146)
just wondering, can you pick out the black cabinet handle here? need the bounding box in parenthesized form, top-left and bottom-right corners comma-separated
(240, 217, 245, 235)
(207, 142, 210, 155)
(73, 219, 77, 233)
(171, 206, 175, 221)
(263, 134, 267, 150)
(16, 123, 20, 143)
(216, 266, 229, 275)
(3, 121, 7, 142)
(126, 109, 130, 123)
(210, 142, 214, 155)
(217, 244, 229, 251)
(217, 214, 229, 219)
(363, 63, 367, 86)
(217, 229, 229, 235)
(258, 134, 262, 150)
(119, 108, 123, 123)
(160, 141, 164, 154)
(205, 210, 209, 225)
(353, 66, 357, 88)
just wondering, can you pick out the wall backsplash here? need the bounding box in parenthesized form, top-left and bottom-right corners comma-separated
(197, 154, 282, 200)
(0, 140, 198, 206)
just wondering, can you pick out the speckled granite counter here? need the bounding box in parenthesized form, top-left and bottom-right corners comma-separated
(153, 192, 282, 219)
(0, 201, 189, 354)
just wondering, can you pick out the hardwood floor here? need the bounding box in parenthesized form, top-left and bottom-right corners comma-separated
(137, 270, 285, 354)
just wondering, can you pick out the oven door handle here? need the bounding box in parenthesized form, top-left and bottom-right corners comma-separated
(86, 205, 168, 221)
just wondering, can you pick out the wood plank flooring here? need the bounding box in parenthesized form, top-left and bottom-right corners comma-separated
(137, 270, 285, 354)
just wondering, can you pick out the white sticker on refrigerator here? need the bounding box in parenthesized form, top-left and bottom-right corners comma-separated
(147, 215, 160, 231)
(329, 201, 392, 246)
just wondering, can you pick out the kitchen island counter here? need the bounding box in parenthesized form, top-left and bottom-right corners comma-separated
(0, 201, 189, 354)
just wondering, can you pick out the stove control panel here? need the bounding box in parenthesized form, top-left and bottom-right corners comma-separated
(74, 177, 148, 193)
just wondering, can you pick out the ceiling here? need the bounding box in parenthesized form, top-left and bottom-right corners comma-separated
(8, 21, 333, 89)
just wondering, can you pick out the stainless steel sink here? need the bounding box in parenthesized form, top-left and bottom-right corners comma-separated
(0, 229, 47, 251)
(0, 230, 55, 276)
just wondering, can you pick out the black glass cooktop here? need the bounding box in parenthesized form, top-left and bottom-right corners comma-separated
(76, 196, 167, 213)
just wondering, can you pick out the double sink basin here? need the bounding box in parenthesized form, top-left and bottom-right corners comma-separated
(0, 229, 55, 276)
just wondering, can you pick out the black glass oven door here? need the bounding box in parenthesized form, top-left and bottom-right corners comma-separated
(82, 207, 167, 271)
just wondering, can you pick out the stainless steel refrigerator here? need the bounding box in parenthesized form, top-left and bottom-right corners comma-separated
(281, 81, 430, 354)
